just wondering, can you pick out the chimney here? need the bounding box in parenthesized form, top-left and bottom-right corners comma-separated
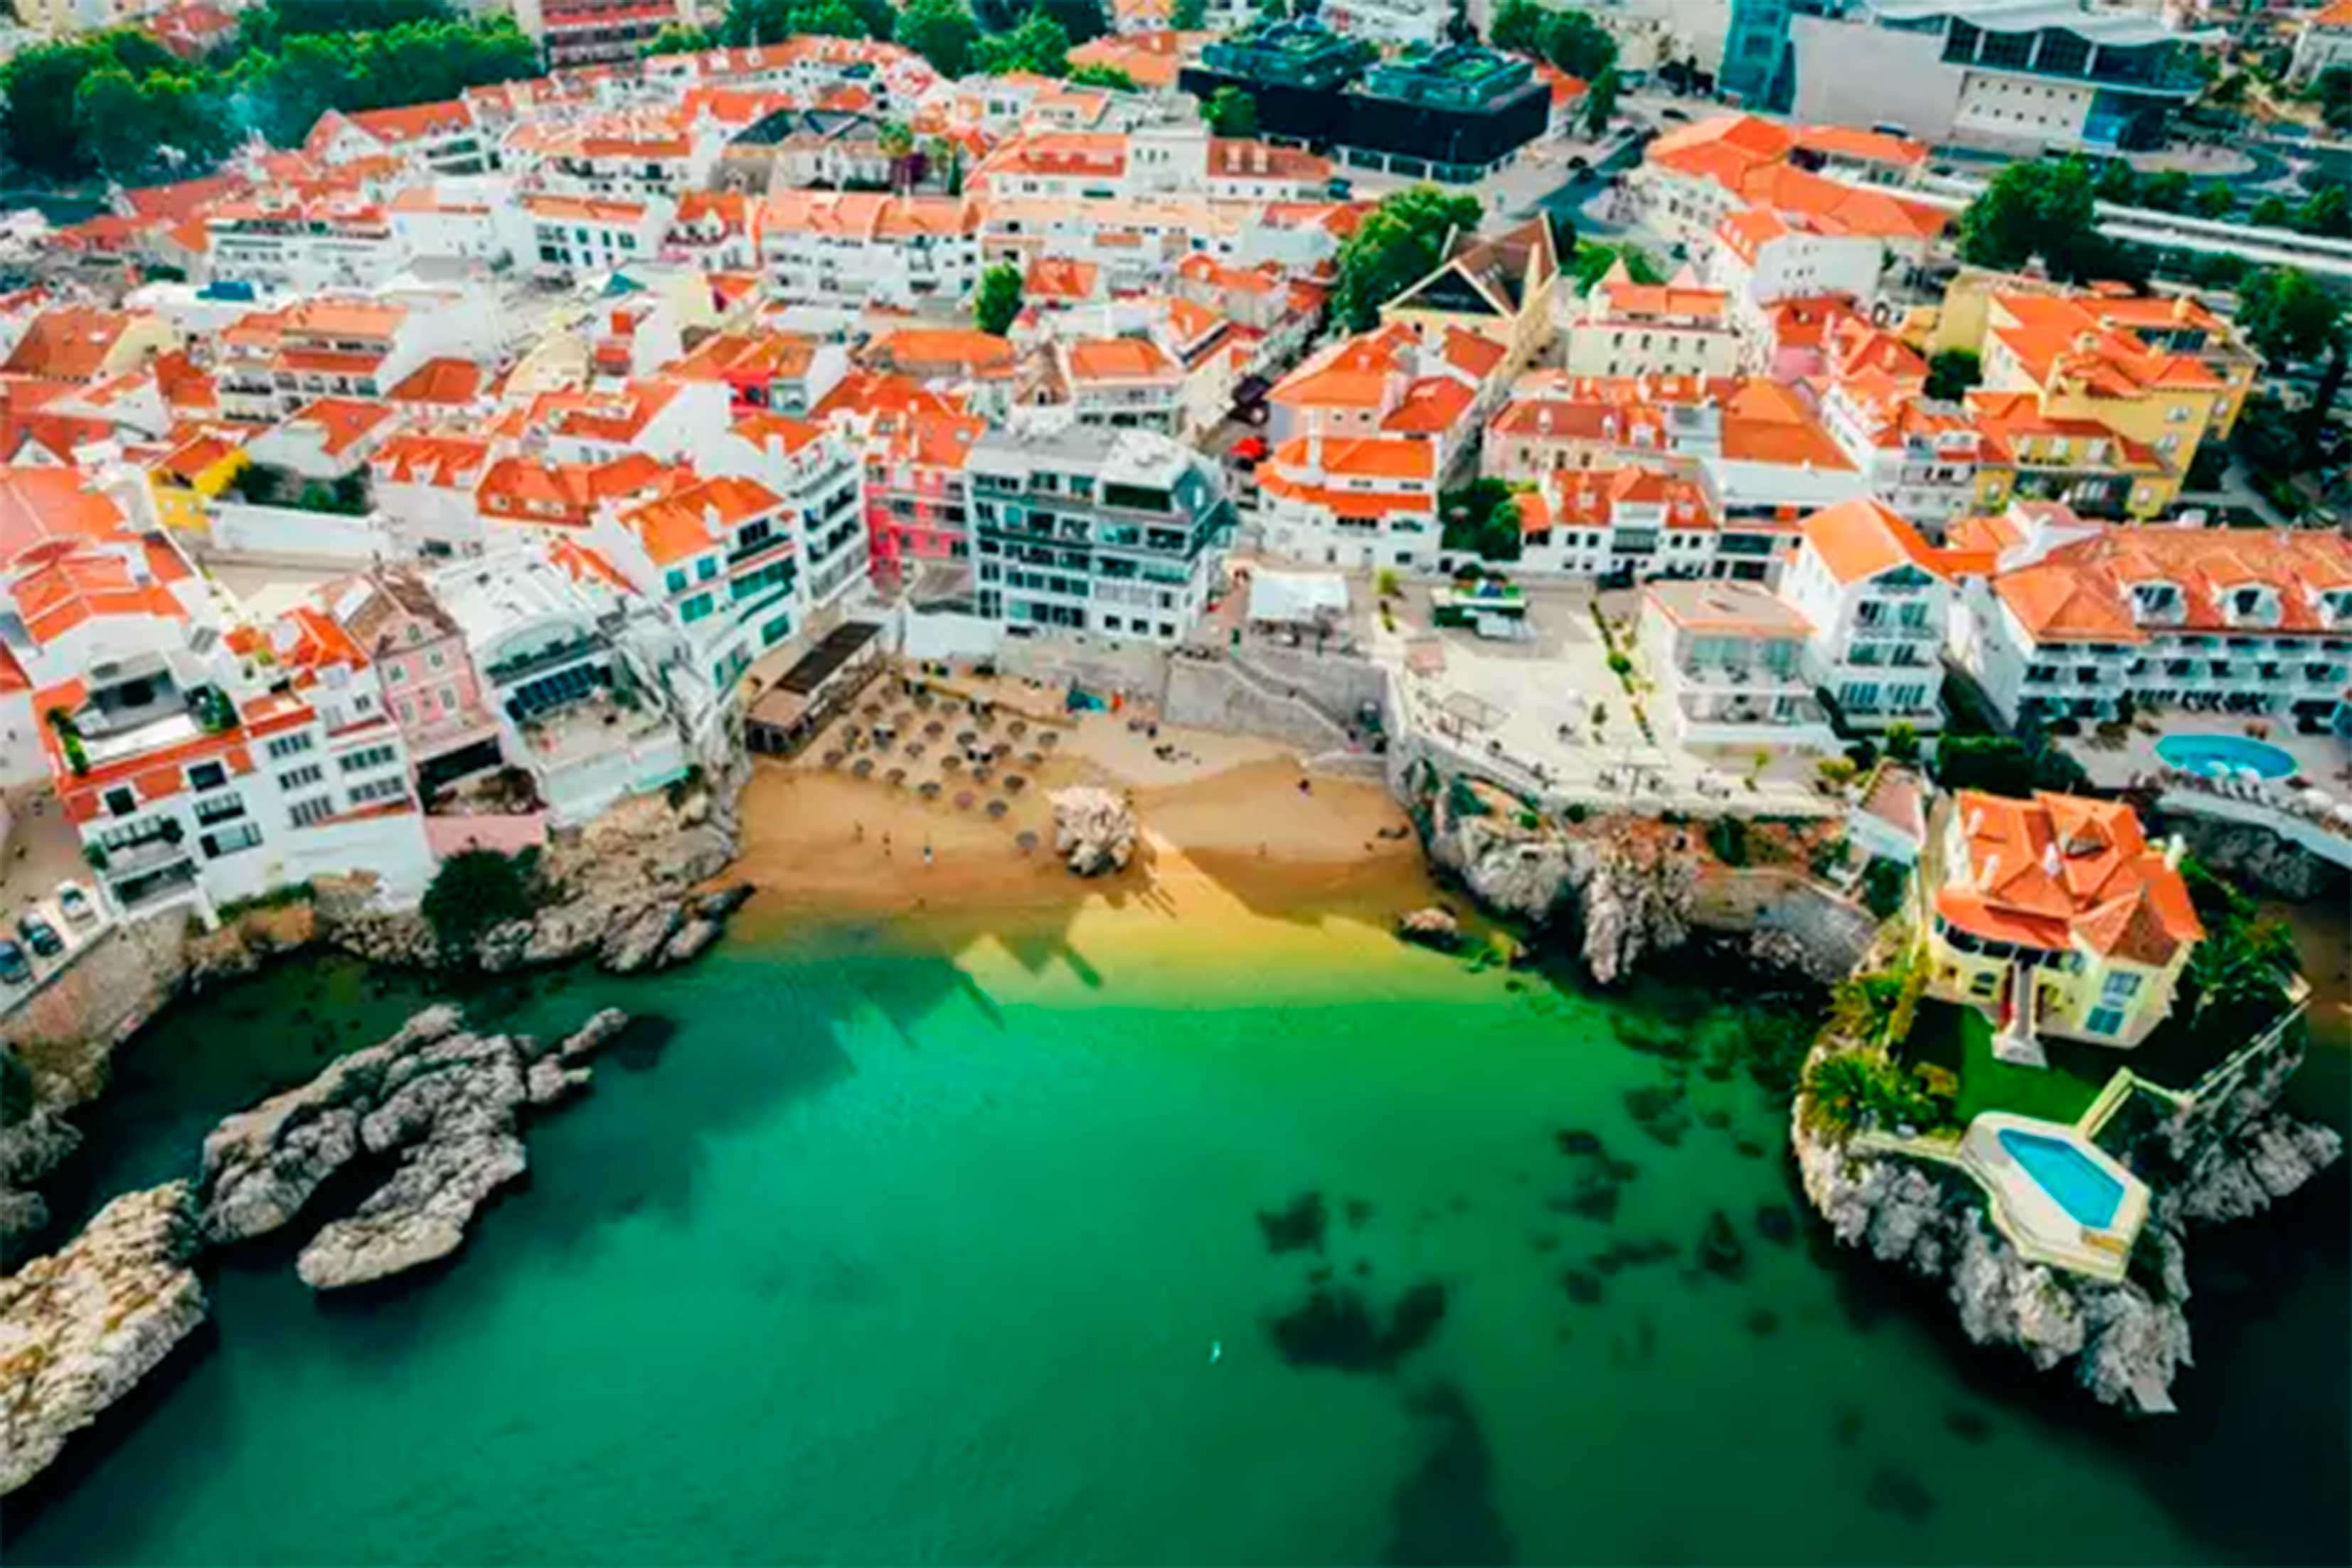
(2164, 833, 2184, 871)
(1307, 410, 1323, 471)
(1979, 851, 1999, 892)
(703, 503, 721, 533)
(2041, 841, 2060, 878)
(1964, 806, 1984, 840)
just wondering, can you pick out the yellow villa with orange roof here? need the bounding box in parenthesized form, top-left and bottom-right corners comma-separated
(1928, 790, 2203, 1054)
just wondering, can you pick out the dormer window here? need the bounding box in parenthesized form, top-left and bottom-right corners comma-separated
(2131, 582, 2181, 622)
(2227, 585, 2278, 625)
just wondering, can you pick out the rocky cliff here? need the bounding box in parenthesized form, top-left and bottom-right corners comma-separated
(0, 1182, 206, 1495)
(1793, 1030, 2341, 1413)
(199, 1005, 636, 1289)
(2159, 812, 2346, 902)
(1412, 777, 1693, 984)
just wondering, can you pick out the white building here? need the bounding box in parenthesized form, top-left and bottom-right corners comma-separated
(967, 424, 1232, 644)
(203, 196, 403, 296)
(1779, 498, 1960, 734)
(1565, 272, 1741, 379)
(1638, 577, 1839, 754)
(755, 192, 984, 311)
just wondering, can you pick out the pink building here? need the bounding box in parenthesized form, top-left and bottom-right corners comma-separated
(327, 567, 506, 801)
(865, 412, 982, 587)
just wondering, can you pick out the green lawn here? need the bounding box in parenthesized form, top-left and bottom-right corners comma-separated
(1906, 999, 2109, 1126)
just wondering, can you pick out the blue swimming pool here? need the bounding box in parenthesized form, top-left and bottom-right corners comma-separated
(1998, 1129, 2125, 1229)
(2155, 732, 2297, 782)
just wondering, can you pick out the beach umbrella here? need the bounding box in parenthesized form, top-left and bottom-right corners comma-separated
(918, 781, 942, 800)
(1023, 750, 1044, 768)
(885, 767, 908, 788)
(957, 730, 977, 747)
(851, 758, 873, 779)
(972, 765, 994, 784)
(1040, 730, 1060, 749)
(905, 740, 925, 758)
(821, 750, 843, 769)
(955, 791, 976, 811)
(1009, 719, 1028, 739)
(942, 754, 963, 774)
(1016, 830, 1039, 853)
(1005, 774, 1026, 794)
(986, 799, 1009, 819)
(925, 719, 946, 738)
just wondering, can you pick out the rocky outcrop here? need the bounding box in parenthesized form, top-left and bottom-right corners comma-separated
(1, 1182, 206, 1495)
(198, 1004, 641, 1291)
(1793, 1023, 2340, 1414)
(0, 1107, 85, 1244)
(2160, 814, 2344, 902)
(1050, 786, 1139, 876)
(1416, 789, 1693, 985)
(1395, 907, 1462, 951)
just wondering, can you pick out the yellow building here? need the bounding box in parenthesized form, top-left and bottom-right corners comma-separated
(146, 430, 249, 535)
(1935, 274, 2258, 438)
(1927, 790, 2203, 1052)
(1380, 215, 1558, 374)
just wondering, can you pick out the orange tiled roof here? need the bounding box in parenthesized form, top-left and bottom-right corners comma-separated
(3, 307, 147, 382)
(1938, 790, 2201, 964)
(1991, 523, 2352, 643)
(619, 475, 784, 568)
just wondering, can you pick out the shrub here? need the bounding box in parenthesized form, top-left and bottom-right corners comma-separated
(1517, 809, 1541, 831)
(1444, 774, 1489, 820)
(1705, 815, 1750, 866)
(1606, 650, 1633, 678)
(421, 848, 544, 958)
(1375, 567, 1400, 599)
(1564, 802, 1588, 824)
(1809, 836, 1852, 880)
(1884, 722, 1921, 765)
(1861, 858, 1910, 920)
(1816, 757, 1858, 789)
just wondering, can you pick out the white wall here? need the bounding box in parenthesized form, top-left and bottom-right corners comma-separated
(208, 502, 397, 564)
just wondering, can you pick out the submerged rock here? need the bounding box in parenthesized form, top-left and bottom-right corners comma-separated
(1, 1182, 206, 1495)
(1267, 1281, 1447, 1372)
(197, 1004, 632, 1291)
(1256, 1191, 1328, 1255)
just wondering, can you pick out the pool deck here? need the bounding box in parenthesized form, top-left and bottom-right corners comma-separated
(2066, 713, 2350, 794)
(1958, 1113, 2149, 1284)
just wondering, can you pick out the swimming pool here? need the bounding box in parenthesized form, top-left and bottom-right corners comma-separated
(1998, 1129, 2125, 1229)
(2155, 732, 2297, 782)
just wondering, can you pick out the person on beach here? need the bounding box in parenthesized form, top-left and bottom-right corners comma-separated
(923, 841, 934, 866)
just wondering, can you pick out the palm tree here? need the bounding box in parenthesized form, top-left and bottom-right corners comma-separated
(1801, 1052, 1880, 1143)
(2186, 918, 2294, 1028)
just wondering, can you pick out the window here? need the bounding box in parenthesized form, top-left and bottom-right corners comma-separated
(201, 821, 262, 858)
(2101, 969, 2142, 1001)
(265, 732, 314, 760)
(427, 649, 445, 669)
(666, 567, 687, 592)
(697, 557, 718, 581)
(339, 744, 398, 774)
(349, 777, 408, 805)
(2085, 1006, 2127, 1037)
(279, 764, 324, 790)
(105, 786, 137, 817)
(681, 593, 713, 624)
(187, 761, 228, 791)
(193, 791, 245, 826)
(288, 795, 335, 827)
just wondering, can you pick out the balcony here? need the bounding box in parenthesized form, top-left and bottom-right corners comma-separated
(486, 634, 606, 688)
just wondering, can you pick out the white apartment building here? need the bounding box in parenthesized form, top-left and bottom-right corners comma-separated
(967, 425, 1232, 644)
(203, 197, 403, 296)
(1638, 577, 1840, 754)
(1257, 431, 1440, 572)
(1816, 375, 2008, 538)
(1780, 498, 1959, 734)
(1565, 274, 1741, 379)
(698, 415, 870, 612)
(755, 192, 984, 311)
(1947, 508, 2352, 733)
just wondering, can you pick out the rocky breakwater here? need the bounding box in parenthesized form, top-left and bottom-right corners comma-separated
(334, 785, 752, 974)
(1, 1181, 206, 1494)
(1793, 1030, 2341, 1413)
(1050, 786, 1139, 877)
(199, 1004, 636, 1290)
(1412, 776, 1692, 984)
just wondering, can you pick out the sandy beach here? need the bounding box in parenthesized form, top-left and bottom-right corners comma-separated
(730, 673, 1429, 937)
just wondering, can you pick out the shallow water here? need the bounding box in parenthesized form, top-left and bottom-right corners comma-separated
(9, 908, 2347, 1565)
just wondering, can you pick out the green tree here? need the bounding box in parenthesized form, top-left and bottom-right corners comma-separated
(644, 22, 720, 54)
(420, 848, 543, 959)
(1491, 0, 1547, 53)
(1956, 156, 2102, 281)
(2181, 907, 2297, 1031)
(2316, 63, 2352, 131)
(1925, 348, 1980, 402)
(1580, 66, 1617, 137)
(894, 0, 980, 77)
(1203, 85, 1257, 137)
(973, 260, 1024, 335)
(1801, 1052, 1880, 1141)
(1569, 240, 1660, 289)
(2237, 265, 2347, 452)
(2135, 169, 2191, 213)
(1067, 63, 1136, 90)
(1440, 479, 1521, 561)
(1883, 721, 1920, 766)
(2296, 181, 2351, 238)
(2094, 159, 2137, 206)
(2193, 183, 2237, 220)
(1171, 0, 1208, 25)
(0, 28, 179, 177)
(1538, 9, 1617, 80)
(1037, 0, 1109, 45)
(972, 9, 1073, 75)
(1331, 183, 1482, 331)
(2251, 193, 2294, 228)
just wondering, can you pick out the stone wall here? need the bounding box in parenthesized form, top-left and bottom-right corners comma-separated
(5, 914, 191, 1106)
(991, 634, 1171, 707)
(1693, 865, 1880, 976)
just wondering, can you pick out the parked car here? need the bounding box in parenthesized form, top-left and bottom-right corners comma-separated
(0, 939, 28, 984)
(18, 912, 63, 959)
(56, 882, 96, 927)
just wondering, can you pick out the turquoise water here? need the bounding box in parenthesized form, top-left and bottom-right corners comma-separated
(1997, 1129, 2125, 1229)
(6, 914, 2348, 1565)
(2154, 733, 2298, 782)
